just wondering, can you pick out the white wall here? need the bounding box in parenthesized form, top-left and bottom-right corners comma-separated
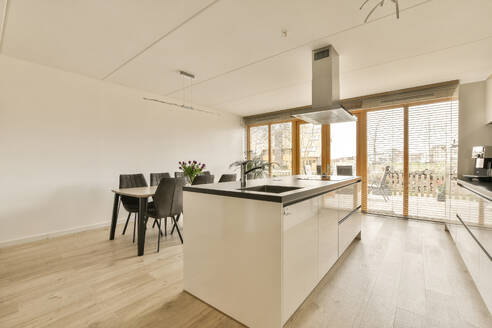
(0, 55, 244, 245)
(486, 75, 492, 124)
(458, 81, 492, 176)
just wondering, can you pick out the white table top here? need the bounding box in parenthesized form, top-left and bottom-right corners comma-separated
(112, 186, 157, 198)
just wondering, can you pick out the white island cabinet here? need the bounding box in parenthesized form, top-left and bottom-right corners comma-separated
(184, 176, 361, 328)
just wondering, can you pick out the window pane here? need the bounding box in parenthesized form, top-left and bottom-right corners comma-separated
(367, 108, 404, 216)
(330, 122, 356, 176)
(300, 123, 321, 175)
(249, 125, 268, 162)
(271, 122, 292, 176)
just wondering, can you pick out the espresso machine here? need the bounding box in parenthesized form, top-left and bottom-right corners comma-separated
(464, 146, 492, 181)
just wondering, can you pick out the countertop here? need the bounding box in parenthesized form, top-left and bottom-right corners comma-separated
(183, 175, 361, 205)
(457, 179, 492, 202)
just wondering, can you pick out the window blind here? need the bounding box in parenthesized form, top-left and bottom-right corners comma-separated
(367, 108, 404, 216)
(408, 100, 459, 220)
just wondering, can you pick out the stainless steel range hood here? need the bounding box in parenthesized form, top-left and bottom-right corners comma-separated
(293, 45, 356, 124)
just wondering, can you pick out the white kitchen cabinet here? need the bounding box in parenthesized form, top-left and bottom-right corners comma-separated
(282, 197, 319, 321)
(479, 248, 492, 313)
(282, 182, 362, 322)
(339, 210, 362, 255)
(449, 183, 492, 314)
(318, 191, 339, 280)
(457, 225, 481, 283)
(447, 182, 462, 240)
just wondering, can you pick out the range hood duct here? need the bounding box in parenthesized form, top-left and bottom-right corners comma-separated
(293, 45, 356, 124)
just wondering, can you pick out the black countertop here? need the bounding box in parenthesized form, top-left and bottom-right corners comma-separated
(457, 179, 492, 202)
(183, 175, 361, 205)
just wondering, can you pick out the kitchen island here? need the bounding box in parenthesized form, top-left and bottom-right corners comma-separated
(183, 175, 362, 328)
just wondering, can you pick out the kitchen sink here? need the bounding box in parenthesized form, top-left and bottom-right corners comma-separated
(238, 185, 302, 193)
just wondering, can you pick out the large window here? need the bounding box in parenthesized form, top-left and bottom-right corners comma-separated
(249, 125, 269, 162)
(247, 96, 459, 223)
(271, 122, 292, 176)
(248, 122, 293, 176)
(299, 123, 322, 175)
(330, 122, 356, 176)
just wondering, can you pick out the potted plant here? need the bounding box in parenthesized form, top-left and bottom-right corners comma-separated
(229, 152, 276, 180)
(179, 160, 206, 184)
(436, 179, 446, 202)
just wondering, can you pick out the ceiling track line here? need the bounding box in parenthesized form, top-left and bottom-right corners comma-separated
(102, 0, 221, 80)
(164, 0, 432, 97)
(142, 97, 220, 116)
(342, 35, 492, 75)
(0, 0, 9, 52)
(211, 34, 492, 108)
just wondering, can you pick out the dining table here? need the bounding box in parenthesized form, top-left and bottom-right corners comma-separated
(109, 186, 157, 256)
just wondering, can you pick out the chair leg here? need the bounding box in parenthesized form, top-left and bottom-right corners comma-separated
(122, 212, 131, 235)
(157, 218, 162, 252)
(164, 217, 167, 236)
(154, 219, 164, 237)
(133, 212, 137, 243)
(171, 215, 183, 244)
(170, 214, 180, 235)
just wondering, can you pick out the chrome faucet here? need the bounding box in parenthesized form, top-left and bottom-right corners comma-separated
(239, 160, 267, 188)
(230, 158, 271, 188)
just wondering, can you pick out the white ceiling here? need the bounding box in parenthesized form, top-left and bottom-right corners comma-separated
(1, 0, 491, 116)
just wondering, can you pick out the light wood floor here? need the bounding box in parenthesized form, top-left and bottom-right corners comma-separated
(0, 215, 491, 328)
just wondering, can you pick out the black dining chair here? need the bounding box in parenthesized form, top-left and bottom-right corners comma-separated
(150, 172, 171, 186)
(150, 172, 171, 231)
(192, 175, 214, 185)
(218, 174, 236, 182)
(119, 174, 148, 243)
(147, 177, 185, 250)
(201, 171, 211, 176)
(174, 172, 184, 178)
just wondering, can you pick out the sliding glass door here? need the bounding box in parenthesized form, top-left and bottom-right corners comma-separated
(367, 108, 404, 216)
(408, 100, 459, 220)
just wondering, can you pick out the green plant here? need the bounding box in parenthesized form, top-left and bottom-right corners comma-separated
(179, 160, 205, 184)
(436, 179, 446, 193)
(229, 152, 276, 179)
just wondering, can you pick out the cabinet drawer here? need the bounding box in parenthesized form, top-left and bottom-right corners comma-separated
(338, 184, 355, 221)
(338, 210, 361, 256)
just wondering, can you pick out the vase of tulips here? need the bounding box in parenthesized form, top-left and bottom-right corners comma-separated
(179, 160, 206, 184)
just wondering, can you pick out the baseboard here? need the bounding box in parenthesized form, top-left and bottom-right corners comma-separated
(0, 218, 127, 248)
